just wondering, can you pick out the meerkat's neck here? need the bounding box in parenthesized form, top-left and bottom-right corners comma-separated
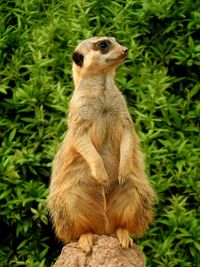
(73, 69, 116, 96)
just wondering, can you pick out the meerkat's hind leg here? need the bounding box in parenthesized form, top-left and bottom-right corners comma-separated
(115, 228, 134, 248)
(78, 232, 93, 254)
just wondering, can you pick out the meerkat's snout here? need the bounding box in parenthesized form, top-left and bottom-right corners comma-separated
(117, 46, 128, 60)
(122, 46, 128, 55)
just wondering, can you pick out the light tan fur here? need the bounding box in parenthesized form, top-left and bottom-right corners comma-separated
(48, 37, 155, 253)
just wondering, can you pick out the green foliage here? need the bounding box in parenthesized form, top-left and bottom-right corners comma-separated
(0, 0, 199, 266)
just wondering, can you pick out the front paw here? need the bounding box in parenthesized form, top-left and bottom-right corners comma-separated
(118, 168, 130, 185)
(91, 162, 109, 186)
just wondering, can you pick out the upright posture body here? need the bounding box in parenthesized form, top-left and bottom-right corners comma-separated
(48, 37, 155, 253)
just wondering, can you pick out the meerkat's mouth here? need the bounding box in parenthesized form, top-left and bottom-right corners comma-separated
(106, 54, 127, 62)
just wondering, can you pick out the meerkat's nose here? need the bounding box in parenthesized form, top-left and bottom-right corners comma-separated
(122, 47, 128, 54)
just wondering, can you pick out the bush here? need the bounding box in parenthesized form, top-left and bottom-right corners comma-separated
(0, 0, 199, 266)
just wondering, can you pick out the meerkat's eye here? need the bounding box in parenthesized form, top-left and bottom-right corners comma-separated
(96, 40, 111, 54)
(97, 41, 109, 49)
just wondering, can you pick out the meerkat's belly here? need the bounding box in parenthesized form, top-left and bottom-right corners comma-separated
(90, 111, 122, 147)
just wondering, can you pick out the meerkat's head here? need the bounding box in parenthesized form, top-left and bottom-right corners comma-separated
(72, 37, 128, 82)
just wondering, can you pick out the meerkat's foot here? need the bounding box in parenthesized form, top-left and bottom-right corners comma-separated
(115, 228, 134, 248)
(78, 232, 93, 254)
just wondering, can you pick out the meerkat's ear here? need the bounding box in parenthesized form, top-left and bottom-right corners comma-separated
(72, 51, 84, 67)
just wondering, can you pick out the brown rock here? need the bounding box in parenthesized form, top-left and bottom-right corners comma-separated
(53, 235, 145, 267)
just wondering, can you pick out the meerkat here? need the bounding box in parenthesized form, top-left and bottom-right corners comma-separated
(48, 37, 155, 254)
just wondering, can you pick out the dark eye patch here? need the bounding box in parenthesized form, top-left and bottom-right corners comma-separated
(97, 41, 109, 49)
(93, 40, 112, 54)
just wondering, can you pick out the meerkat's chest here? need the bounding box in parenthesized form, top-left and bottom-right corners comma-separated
(79, 95, 124, 121)
(79, 96, 124, 149)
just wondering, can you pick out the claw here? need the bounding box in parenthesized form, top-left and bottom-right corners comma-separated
(102, 177, 110, 188)
(118, 174, 125, 186)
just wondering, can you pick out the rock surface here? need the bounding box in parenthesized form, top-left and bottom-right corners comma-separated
(53, 235, 145, 267)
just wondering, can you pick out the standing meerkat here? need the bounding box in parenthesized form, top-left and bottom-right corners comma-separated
(48, 37, 155, 253)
